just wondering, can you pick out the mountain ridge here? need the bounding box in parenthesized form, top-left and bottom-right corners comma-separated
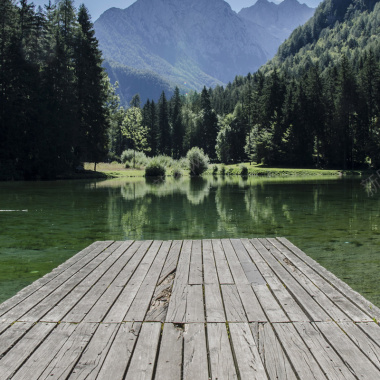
(95, 0, 315, 102)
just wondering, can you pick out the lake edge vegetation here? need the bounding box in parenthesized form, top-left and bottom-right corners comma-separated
(2, 0, 380, 181)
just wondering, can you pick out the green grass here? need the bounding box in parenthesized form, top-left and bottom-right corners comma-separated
(205, 163, 346, 177)
(84, 161, 367, 179)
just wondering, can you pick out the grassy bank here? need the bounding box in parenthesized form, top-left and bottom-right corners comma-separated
(82, 162, 362, 179)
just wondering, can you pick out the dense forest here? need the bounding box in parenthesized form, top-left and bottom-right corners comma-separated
(110, 0, 380, 170)
(0, 0, 111, 180)
(2, 0, 380, 180)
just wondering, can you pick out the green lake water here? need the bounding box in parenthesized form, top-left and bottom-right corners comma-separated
(1, 175, 380, 306)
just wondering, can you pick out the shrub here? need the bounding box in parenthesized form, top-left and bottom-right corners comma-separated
(172, 166, 182, 179)
(121, 149, 149, 167)
(121, 149, 134, 164)
(145, 159, 166, 177)
(155, 155, 175, 168)
(220, 165, 226, 175)
(187, 147, 209, 176)
(240, 165, 248, 176)
(212, 165, 218, 175)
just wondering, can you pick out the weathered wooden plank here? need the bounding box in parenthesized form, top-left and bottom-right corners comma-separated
(158, 240, 182, 285)
(268, 238, 371, 322)
(252, 284, 289, 322)
(145, 273, 175, 322)
(102, 240, 162, 323)
(337, 321, 380, 370)
(221, 285, 247, 322)
(0, 242, 110, 318)
(251, 322, 297, 380)
(317, 321, 380, 378)
(183, 323, 209, 380)
(255, 238, 329, 322)
(230, 239, 266, 286)
(75, 240, 147, 323)
(69, 323, 119, 380)
(125, 322, 162, 380)
(166, 240, 192, 323)
(357, 322, 380, 348)
(229, 322, 268, 380)
(155, 323, 183, 380)
(189, 240, 203, 285)
(0, 322, 56, 379)
(236, 284, 267, 322)
(11, 323, 77, 380)
(42, 241, 134, 323)
(0, 322, 34, 357)
(97, 322, 141, 380)
(0, 321, 11, 335)
(38, 323, 98, 379)
(272, 323, 326, 380)
(204, 284, 225, 323)
(243, 239, 306, 322)
(293, 322, 357, 379)
(124, 241, 171, 321)
(0, 242, 117, 323)
(186, 285, 205, 323)
(221, 239, 249, 284)
(202, 239, 219, 284)
(262, 239, 351, 323)
(212, 239, 234, 284)
(21, 242, 125, 323)
(278, 237, 380, 321)
(207, 323, 238, 380)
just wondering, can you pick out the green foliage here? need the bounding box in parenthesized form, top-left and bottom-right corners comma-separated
(240, 165, 249, 176)
(121, 149, 149, 167)
(212, 165, 218, 175)
(187, 147, 209, 176)
(0, 0, 110, 179)
(145, 159, 166, 177)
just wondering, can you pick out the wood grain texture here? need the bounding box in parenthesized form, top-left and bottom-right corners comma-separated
(207, 323, 238, 380)
(212, 239, 234, 284)
(205, 284, 225, 323)
(155, 323, 183, 380)
(221, 285, 247, 322)
(97, 322, 141, 380)
(125, 322, 162, 380)
(189, 240, 203, 285)
(183, 323, 209, 380)
(251, 322, 297, 380)
(229, 322, 267, 380)
(273, 322, 326, 380)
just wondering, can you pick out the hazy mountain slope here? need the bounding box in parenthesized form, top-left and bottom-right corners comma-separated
(262, 0, 380, 75)
(104, 60, 177, 106)
(95, 0, 270, 88)
(239, 0, 315, 41)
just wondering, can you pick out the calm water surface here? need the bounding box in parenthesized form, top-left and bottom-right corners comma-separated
(1, 175, 380, 306)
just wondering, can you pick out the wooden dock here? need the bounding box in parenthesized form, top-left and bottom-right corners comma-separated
(1, 238, 380, 379)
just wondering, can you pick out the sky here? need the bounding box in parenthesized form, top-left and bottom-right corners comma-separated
(30, 0, 320, 21)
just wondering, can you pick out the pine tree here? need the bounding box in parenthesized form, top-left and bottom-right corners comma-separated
(75, 4, 108, 168)
(171, 87, 184, 159)
(158, 91, 171, 155)
(200, 86, 218, 159)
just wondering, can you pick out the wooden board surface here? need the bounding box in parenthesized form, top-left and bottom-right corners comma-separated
(1, 238, 380, 379)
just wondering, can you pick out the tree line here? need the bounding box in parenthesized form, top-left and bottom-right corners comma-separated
(111, 48, 380, 170)
(0, 0, 110, 179)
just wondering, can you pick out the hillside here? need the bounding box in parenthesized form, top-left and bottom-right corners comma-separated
(95, 0, 315, 103)
(263, 0, 380, 75)
(239, 0, 315, 42)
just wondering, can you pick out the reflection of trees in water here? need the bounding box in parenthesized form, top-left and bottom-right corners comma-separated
(105, 176, 336, 240)
(115, 177, 216, 240)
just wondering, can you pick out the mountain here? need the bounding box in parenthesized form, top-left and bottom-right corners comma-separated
(263, 0, 380, 75)
(239, 0, 315, 42)
(95, 0, 315, 103)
